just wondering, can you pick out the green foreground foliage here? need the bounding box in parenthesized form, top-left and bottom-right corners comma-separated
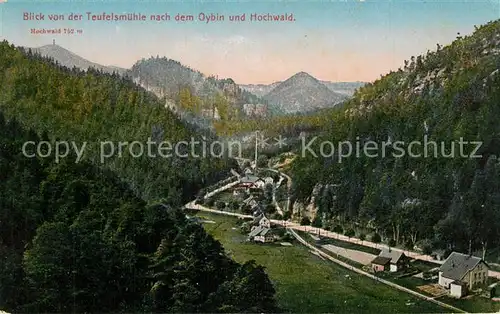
(0, 111, 278, 313)
(0, 41, 278, 313)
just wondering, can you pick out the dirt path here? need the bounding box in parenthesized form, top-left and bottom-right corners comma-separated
(322, 244, 377, 265)
(272, 176, 284, 216)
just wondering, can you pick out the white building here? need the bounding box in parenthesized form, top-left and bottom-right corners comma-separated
(264, 177, 274, 185)
(438, 252, 489, 298)
(259, 215, 271, 228)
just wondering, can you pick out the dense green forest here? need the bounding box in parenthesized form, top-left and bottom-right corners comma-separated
(289, 20, 500, 259)
(0, 114, 278, 312)
(0, 41, 279, 312)
(0, 41, 236, 204)
(213, 110, 335, 137)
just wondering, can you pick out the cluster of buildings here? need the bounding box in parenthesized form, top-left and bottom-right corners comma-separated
(242, 195, 279, 243)
(370, 249, 492, 299)
(233, 168, 274, 198)
(230, 167, 279, 243)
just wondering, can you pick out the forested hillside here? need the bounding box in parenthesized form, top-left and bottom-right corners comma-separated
(290, 20, 500, 259)
(32, 44, 127, 75)
(0, 41, 235, 204)
(128, 57, 271, 121)
(0, 115, 278, 312)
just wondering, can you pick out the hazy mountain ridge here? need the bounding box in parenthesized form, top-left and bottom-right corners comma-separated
(238, 82, 281, 97)
(27, 43, 358, 120)
(240, 80, 365, 97)
(319, 81, 366, 96)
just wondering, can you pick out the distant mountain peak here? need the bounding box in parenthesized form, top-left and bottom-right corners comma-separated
(36, 44, 71, 55)
(263, 72, 347, 114)
(29, 43, 126, 75)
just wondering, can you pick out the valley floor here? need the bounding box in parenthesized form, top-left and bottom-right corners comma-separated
(197, 212, 448, 313)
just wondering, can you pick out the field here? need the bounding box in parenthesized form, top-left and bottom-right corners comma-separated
(209, 190, 240, 204)
(197, 212, 448, 313)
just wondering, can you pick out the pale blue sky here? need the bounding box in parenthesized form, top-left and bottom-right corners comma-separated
(0, 0, 499, 83)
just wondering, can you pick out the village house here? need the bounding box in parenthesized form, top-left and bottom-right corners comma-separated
(371, 249, 408, 272)
(243, 196, 258, 208)
(248, 214, 276, 243)
(254, 227, 276, 243)
(258, 214, 270, 228)
(247, 225, 275, 242)
(236, 175, 266, 196)
(249, 187, 264, 197)
(241, 196, 265, 216)
(438, 252, 489, 298)
(250, 214, 270, 229)
(238, 175, 265, 188)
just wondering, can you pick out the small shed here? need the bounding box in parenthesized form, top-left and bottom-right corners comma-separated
(376, 249, 408, 272)
(371, 256, 391, 272)
(450, 281, 467, 298)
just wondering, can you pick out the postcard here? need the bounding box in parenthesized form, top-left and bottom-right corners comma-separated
(0, 0, 499, 313)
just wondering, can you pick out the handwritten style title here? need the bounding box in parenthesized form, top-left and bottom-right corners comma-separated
(23, 12, 295, 23)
